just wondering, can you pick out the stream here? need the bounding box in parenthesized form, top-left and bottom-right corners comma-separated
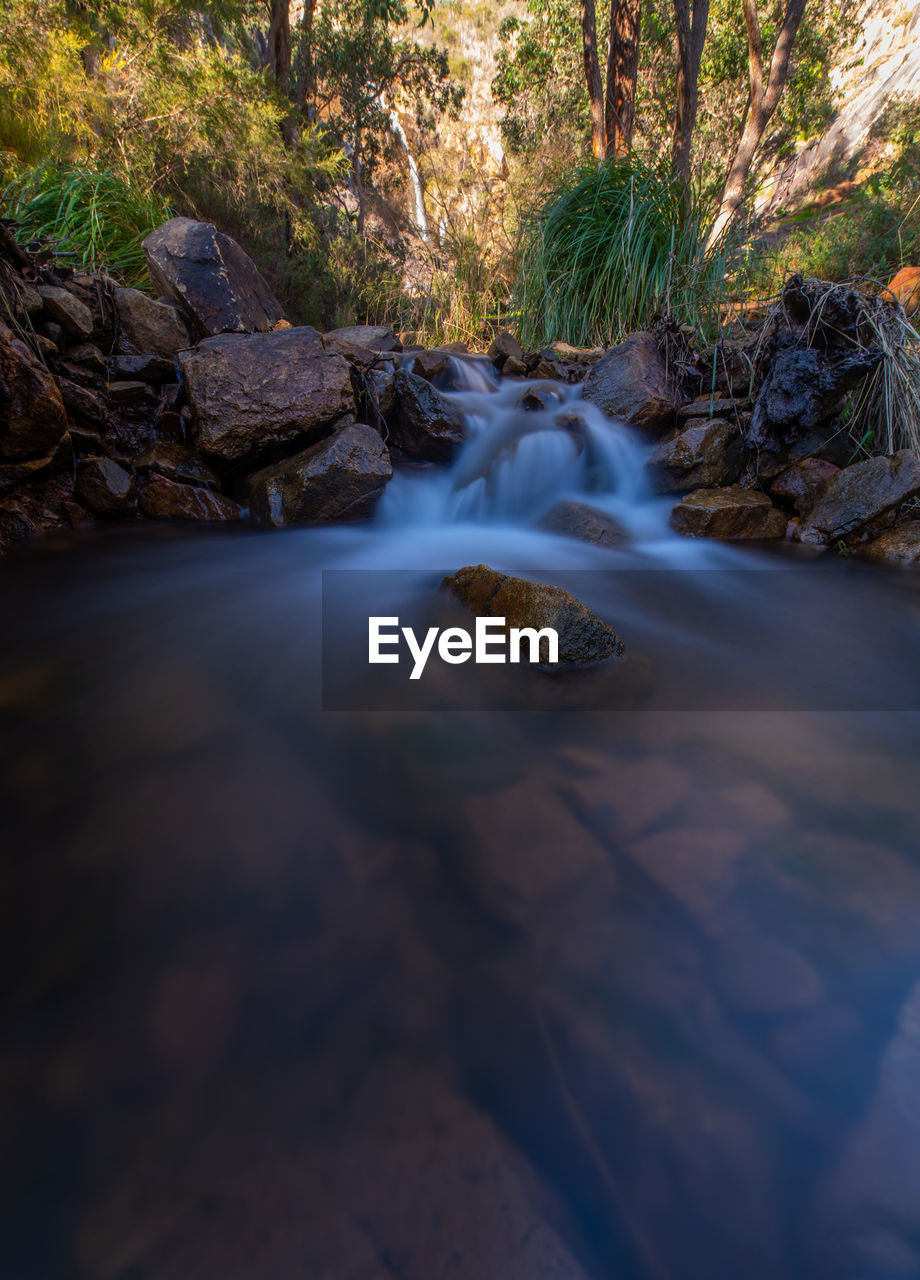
(3, 359, 920, 1279)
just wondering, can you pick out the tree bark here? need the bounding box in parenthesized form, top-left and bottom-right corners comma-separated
(707, 0, 808, 248)
(605, 0, 642, 156)
(296, 0, 317, 121)
(671, 0, 710, 188)
(581, 0, 607, 159)
(267, 0, 292, 92)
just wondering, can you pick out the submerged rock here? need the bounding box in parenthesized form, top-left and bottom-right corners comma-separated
(390, 369, 466, 462)
(143, 217, 284, 337)
(649, 418, 743, 492)
(114, 288, 191, 359)
(180, 328, 355, 466)
(798, 450, 920, 543)
(246, 424, 392, 526)
(0, 324, 68, 461)
(583, 331, 678, 434)
(442, 564, 624, 665)
(670, 486, 787, 539)
(859, 522, 920, 566)
(537, 500, 629, 547)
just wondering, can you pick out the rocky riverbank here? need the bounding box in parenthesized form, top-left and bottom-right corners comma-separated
(2, 216, 919, 566)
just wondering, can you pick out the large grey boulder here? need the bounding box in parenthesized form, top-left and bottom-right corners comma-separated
(583, 331, 678, 434)
(390, 369, 466, 462)
(179, 328, 355, 466)
(114, 288, 191, 359)
(246, 424, 392, 526)
(798, 450, 920, 543)
(143, 217, 284, 337)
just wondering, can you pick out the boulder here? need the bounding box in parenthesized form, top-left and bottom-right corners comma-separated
(143, 217, 284, 337)
(15, 280, 43, 319)
(677, 395, 741, 420)
(107, 381, 148, 406)
(886, 266, 920, 316)
(36, 284, 94, 340)
(179, 328, 355, 466)
(442, 564, 624, 665)
(769, 457, 840, 511)
(246, 424, 392, 526)
(138, 475, 242, 522)
(114, 288, 191, 359)
(107, 352, 177, 382)
(75, 459, 136, 517)
(409, 349, 451, 382)
(390, 369, 466, 462)
(537, 500, 629, 547)
(63, 342, 107, 371)
(56, 376, 107, 424)
(798, 450, 920, 543)
(670, 487, 787, 539)
(136, 444, 221, 491)
(324, 324, 401, 353)
(859, 522, 920, 567)
(583, 331, 678, 434)
(0, 324, 69, 461)
(487, 330, 525, 370)
(748, 337, 881, 453)
(649, 418, 743, 492)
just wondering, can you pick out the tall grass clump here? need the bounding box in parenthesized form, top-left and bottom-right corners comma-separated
(3, 165, 172, 289)
(514, 156, 733, 349)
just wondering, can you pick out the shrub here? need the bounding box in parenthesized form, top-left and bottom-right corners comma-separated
(3, 164, 173, 289)
(513, 155, 732, 349)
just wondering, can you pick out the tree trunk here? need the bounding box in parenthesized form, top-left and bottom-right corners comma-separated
(707, 0, 807, 248)
(671, 0, 710, 188)
(296, 0, 317, 121)
(581, 0, 607, 159)
(267, 0, 292, 93)
(605, 0, 642, 156)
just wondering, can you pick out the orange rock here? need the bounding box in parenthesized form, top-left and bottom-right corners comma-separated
(885, 266, 920, 315)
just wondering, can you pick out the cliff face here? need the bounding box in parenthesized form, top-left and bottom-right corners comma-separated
(761, 0, 920, 210)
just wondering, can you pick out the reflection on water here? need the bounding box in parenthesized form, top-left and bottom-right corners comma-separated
(3, 527, 920, 1280)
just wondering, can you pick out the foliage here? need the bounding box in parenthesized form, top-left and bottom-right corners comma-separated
(493, 0, 847, 199)
(4, 164, 173, 288)
(749, 106, 920, 289)
(513, 155, 733, 349)
(308, 0, 462, 218)
(492, 0, 591, 157)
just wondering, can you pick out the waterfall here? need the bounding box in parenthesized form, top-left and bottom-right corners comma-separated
(381, 93, 431, 245)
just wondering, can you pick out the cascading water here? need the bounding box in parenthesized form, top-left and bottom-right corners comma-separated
(380, 357, 662, 536)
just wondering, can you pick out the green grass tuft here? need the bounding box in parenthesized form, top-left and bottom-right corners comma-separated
(2, 164, 172, 289)
(512, 156, 733, 350)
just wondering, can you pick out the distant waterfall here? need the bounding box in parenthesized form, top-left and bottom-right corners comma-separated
(380, 94, 431, 245)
